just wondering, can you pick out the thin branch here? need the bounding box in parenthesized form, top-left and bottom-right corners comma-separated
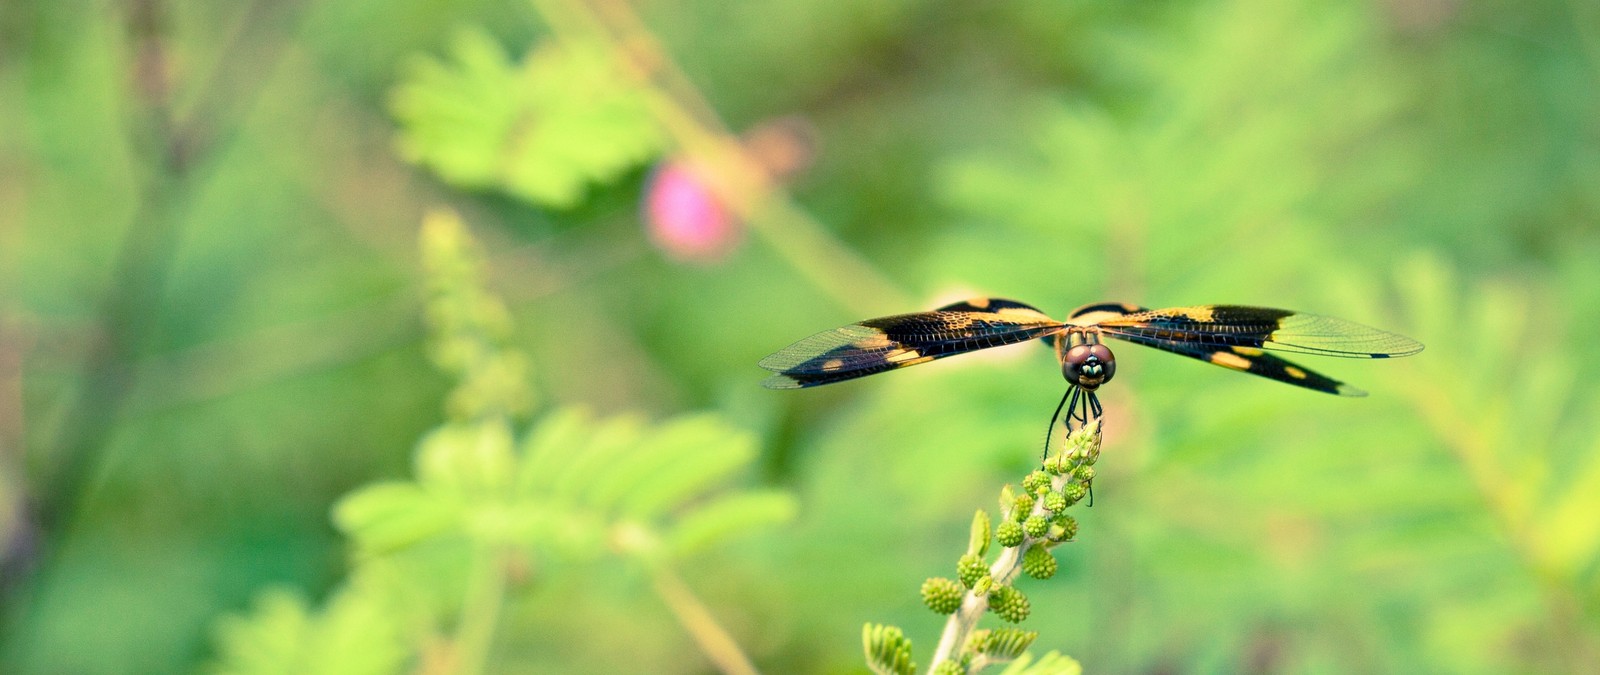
(450, 547, 511, 675)
(649, 563, 761, 675)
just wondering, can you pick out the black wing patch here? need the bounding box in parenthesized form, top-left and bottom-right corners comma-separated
(1108, 333, 1365, 396)
(759, 299, 1063, 389)
(1094, 305, 1423, 359)
(935, 298, 1052, 315)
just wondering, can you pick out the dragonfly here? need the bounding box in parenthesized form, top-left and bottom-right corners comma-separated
(759, 299, 1423, 456)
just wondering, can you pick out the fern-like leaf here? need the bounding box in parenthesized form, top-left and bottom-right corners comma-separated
(863, 623, 917, 675)
(667, 490, 799, 558)
(970, 628, 1038, 662)
(208, 586, 409, 675)
(391, 28, 666, 208)
(993, 651, 1082, 675)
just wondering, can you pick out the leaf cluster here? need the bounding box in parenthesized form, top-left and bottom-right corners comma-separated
(392, 29, 666, 208)
(208, 212, 792, 673)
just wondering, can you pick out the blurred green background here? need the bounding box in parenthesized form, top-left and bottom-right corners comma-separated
(3, 0, 1600, 672)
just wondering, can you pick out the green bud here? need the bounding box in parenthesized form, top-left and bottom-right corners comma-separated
(1043, 490, 1068, 514)
(1022, 545, 1058, 579)
(932, 661, 966, 675)
(1074, 466, 1096, 483)
(1076, 420, 1103, 463)
(1062, 483, 1087, 506)
(988, 585, 1031, 623)
(1054, 514, 1078, 541)
(921, 577, 964, 615)
(1023, 514, 1048, 538)
(996, 521, 1025, 547)
(1021, 470, 1050, 495)
(1012, 494, 1035, 521)
(958, 553, 989, 588)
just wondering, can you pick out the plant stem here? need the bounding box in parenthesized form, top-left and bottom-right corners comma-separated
(649, 563, 761, 675)
(452, 547, 510, 675)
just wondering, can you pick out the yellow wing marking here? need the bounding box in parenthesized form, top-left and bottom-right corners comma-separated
(1208, 351, 1253, 370)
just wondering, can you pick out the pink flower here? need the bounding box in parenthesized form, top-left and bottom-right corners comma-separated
(643, 161, 741, 264)
(642, 116, 816, 265)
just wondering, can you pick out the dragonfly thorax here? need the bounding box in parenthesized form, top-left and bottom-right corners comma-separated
(1058, 331, 1116, 391)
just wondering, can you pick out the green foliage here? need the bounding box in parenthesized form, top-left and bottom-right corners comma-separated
(208, 212, 791, 673)
(864, 623, 917, 675)
(391, 29, 666, 208)
(993, 652, 1082, 675)
(332, 407, 792, 564)
(208, 584, 409, 675)
(8, 0, 1600, 672)
(1386, 252, 1600, 606)
(968, 628, 1038, 661)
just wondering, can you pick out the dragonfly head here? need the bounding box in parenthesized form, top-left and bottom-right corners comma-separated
(1062, 342, 1116, 390)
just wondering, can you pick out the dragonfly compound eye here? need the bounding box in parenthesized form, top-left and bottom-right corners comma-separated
(1063, 344, 1117, 389)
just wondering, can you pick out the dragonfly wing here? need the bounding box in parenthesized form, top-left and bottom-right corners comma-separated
(1106, 333, 1366, 396)
(1095, 305, 1423, 359)
(760, 300, 1064, 389)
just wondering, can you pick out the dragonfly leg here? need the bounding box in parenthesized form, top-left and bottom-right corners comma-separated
(1059, 388, 1085, 454)
(1041, 387, 1073, 462)
(1065, 386, 1090, 432)
(1083, 392, 1102, 507)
